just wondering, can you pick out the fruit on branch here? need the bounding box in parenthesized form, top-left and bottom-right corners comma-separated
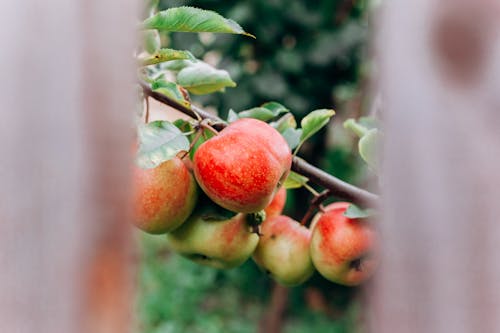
(133, 157, 197, 234)
(193, 118, 292, 213)
(253, 215, 314, 286)
(264, 187, 287, 218)
(310, 202, 379, 286)
(309, 201, 347, 230)
(167, 213, 260, 269)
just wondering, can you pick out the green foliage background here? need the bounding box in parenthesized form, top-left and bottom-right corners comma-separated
(137, 1, 375, 332)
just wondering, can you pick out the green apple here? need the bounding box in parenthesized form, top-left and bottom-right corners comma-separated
(167, 213, 260, 269)
(253, 215, 314, 286)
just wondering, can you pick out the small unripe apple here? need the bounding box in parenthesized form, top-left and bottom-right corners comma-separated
(310, 202, 379, 286)
(133, 157, 197, 234)
(193, 118, 292, 213)
(167, 213, 260, 269)
(264, 187, 287, 218)
(253, 215, 314, 286)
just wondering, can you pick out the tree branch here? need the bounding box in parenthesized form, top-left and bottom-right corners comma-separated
(139, 80, 380, 207)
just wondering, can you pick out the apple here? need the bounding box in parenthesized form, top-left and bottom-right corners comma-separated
(167, 213, 260, 269)
(253, 215, 314, 286)
(193, 118, 292, 213)
(310, 202, 379, 286)
(309, 201, 347, 230)
(264, 187, 287, 218)
(133, 157, 197, 234)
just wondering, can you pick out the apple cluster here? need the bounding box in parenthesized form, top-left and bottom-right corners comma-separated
(133, 118, 378, 286)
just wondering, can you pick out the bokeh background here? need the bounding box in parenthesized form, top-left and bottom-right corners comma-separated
(136, 1, 378, 332)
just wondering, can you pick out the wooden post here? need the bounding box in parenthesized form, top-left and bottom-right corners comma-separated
(372, 0, 500, 332)
(0, 1, 136, 332)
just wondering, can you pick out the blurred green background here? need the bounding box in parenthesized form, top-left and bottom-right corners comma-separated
(136, 1, 376, 332)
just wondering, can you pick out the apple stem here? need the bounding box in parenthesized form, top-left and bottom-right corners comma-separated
(140, 79, 379, 207)
(178, 128, 204, 160)
(300, 189, 331, 226)
(303, 183, 320, 196)
(318, 204, 326, 213)
(199, 119, 220, 136)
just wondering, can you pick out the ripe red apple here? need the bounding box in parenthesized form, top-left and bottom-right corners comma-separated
(193, 118, 292, 213)
(253, 215, 314, 286)
(167, 213, 259, 269)
(310, 202, 379, 286)
(264, 187, 287, 218)
(133, 157, 197, 234)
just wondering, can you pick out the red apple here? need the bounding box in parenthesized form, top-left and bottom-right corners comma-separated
(264, 187, 287, 218)
(133, 157, 197, 234)
(193, 118, 291, 213)
(310, 202, 379, 286)
(253, 215, 314, 286)
(309, 201, 348, 230)
(167, 213, 259, 269)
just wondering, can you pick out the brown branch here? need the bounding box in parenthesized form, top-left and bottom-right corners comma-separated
(139, 80, 380, 207)
(144, 96, 150, 123)
(300, 190, 331, 226)
(292, 157, 379, 207)
(139, 79, 224, 128)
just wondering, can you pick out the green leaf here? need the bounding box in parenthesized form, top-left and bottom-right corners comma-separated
(136, 121, 190, 169)
(143, 30, 160, 54)
(176, 61, 236, 95)
(343, 204, 377, 219)
(238, 107, 276, 121)
(358, 129, 380, 170)
(281, 128, 302, 150)
(151, 79, 191, 108)
(140, 48, 194, 66)
(142, 6, 255, 38)
(283, 171, 309, 189)
(294, 109, 335, 154)
(163, 59, 194, 72)
(238, 102, 288, 121)
(357, 116, 379, 130)
(227, 109, 239, 123)
(173, 119, 194, 133)
(344, 117, 381, 171)
(300, 109, 335, 142)
(260, 101, 289, 114)
(271, 113, 297, 133)
(344, 118, 368, 138)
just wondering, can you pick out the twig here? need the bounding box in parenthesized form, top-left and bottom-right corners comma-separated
(139, 80, 380, 207)
(300, 190, 331, 226)
(199, 119, 220, 136)
(144, 96, 150, 123)
(139, 79, 224, 129)
(178, 128, 203, 160)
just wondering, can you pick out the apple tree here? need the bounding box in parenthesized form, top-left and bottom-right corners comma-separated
(135, 3, 380, 332)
